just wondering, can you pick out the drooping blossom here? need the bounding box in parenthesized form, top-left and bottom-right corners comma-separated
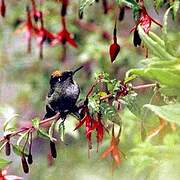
(118, 6, 125, 21)
(5, 135, 11, 156)
(51, 17, 77, 48)
(21, 154, 29, 174)
(33, 11, 55, 59)
(133, 29, 141, 47)
(0, 0, 5, 17)
(109, 22, 120, 63)
(95, 112, 106, 151)
(24, 6, 34, 53)
(100, 125, 122, 170)
(74, 112, 96, 149)
(31, 0, 41, 22)
(131, 1, 162, 47)
(49, 140, 57, 158)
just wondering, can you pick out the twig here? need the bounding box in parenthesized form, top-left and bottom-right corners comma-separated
(0, 113, 61, 143)
(132, 83, 156, 90)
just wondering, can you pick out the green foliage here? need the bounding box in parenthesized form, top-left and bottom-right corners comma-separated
(12, 145, 28, 156)
(79, 0, 96, 18)
(144, 103, 180, 125)
(32, 118, 40, 129)
(0, 158, 12, 169)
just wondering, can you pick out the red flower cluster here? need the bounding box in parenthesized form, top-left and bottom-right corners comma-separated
(16, 1, 77, 59)
(131, 1, 162, 47)
(74, 110, 105, 151)
(51, 17, 77, 48)
(100, 125, 122, 170)
(131, 6, 162, 34)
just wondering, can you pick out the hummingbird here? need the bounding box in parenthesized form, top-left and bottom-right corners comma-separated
(44, 66, 83, 120)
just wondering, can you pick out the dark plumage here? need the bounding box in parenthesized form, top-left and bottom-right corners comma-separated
(44, 66, 83, 119)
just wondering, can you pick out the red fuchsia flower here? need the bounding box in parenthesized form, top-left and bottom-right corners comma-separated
(33, 11, 55, 59)
(131, 1, 162, 47)
(51, 17, 77, 48)
(109, 22, 120, 63)
(74, 112, 96, 149)
(95, 113, 107, 152)
(100, 125, 122, 170)
(24, 6, 34, 53)
(0, 0, 5, 17)
(0, 169, 22, 180)
(31, 0, 41, 22)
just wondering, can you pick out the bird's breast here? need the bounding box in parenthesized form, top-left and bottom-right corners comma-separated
(65, 83, 79, 98)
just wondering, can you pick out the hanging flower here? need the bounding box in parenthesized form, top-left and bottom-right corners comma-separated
(100, 125, 122, 170)
(95, 112, 107, 152)
(51, 17, 77, 48)
(21, 154, 29, 174)
(49, 140, 57, 158)
(23, 6, 34, 53)
(31, 0, 41, 22)
(118, 6, 125, 21)
(34, 11, 55, 59)
(15, 6, 34, 53)
(109, 22, 120, 63)
(131, 1, 162, 47)
(74, 113, 96, 149)
(0, 0, 6, 17)
(133, 29, 141, 47)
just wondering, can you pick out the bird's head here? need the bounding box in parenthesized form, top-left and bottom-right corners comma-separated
(50, 66, 83, 86)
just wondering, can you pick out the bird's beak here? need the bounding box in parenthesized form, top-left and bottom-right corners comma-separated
(73, 66, 83, 75)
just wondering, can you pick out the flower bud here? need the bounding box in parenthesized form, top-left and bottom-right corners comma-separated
(118, 7, 125, 21)
(109, 43, 120, 63)
(133, 29, 141, 47)
(5, 141, 11, 156)
(21, 155, 29, 174)
(27, 153, 33, 164)
(50, 141, 57, 158)
(0, 0, 6, 17)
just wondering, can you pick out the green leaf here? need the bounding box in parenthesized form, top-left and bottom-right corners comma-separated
(3, 114, 19, 132)
(127, 67, 180, 89)
(17, 131, 29, 146)
(38, 128, 56, 141)
(32, 118, 40, 129)
(144, 103, 180, 125)
(0, 158, 12, 169)
(171, 0, 180, 20)
(12, 145, 28, 156)
(138, 26, 176, 60)
(48, 120, 56, 141)
(121, 0, 138, 7)
(56, 120, 65, 142)
(162, 7, 177, 56)
(154, 0, 164, 9)
(37, 128, 50, 139)
(79, 0, 95, 18)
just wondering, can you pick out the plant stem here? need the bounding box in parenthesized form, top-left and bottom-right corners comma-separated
(0, 113, 61, 143)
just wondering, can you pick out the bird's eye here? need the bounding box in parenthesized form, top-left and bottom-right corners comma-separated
(58, 78, 61, 81)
